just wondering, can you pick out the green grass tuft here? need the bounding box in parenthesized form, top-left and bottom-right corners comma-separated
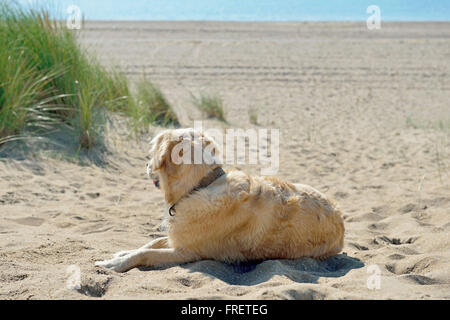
(248, 107, 258, 125)
(134, 78, 179, 128)
(0, 2, 177, 149)
(191, 92, 226, 122)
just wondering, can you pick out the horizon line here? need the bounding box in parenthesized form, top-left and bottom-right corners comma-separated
(70, 19, 450, 23)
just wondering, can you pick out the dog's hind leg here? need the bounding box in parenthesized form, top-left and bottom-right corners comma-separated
(95, 248, 197, 273)
(112, 237, 169, 258)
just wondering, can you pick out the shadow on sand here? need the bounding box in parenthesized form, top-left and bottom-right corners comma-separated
(0, 122, 114, 169)
(141, 254, 364, 286)
(183, 254, 363, 286)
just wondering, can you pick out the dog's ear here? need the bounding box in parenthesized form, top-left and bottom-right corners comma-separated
(150, 131, 170, 170)
(151, 131, 184, 169)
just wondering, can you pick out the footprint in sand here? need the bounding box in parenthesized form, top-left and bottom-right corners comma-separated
(281, 288, 326, 300)
(386, 256, 439, 276)
(373, 235, 418, 245)
(399, 274, 439, 285)
(76, 276, 113, 298)
(0, 192, 25, 205)
(173, 276, 205, 289)
(1, 274, 29, 282)
(385, 255, 448, 286)
(348, 242, 369, 251)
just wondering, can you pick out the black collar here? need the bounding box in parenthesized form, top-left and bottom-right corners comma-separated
(168, 167, 226, 216)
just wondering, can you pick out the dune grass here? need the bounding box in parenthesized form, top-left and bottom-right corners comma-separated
(0, 2, 178, 149)
(191, 92, 226, 122)
(248, 107, 258, 125)
(406, 115, 450, 131)
(132, 78, 179, 131)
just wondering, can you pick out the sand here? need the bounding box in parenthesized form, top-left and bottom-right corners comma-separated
(0, 21, 449, 299)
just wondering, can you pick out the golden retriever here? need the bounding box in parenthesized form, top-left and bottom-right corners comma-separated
(95, 128, 344, 272)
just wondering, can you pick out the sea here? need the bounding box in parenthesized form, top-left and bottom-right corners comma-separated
(18, 0, 450, 21)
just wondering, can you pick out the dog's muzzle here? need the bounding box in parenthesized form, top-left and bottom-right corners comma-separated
(147, 162, 160, 189)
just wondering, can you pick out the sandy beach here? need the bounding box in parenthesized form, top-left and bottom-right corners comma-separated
(0, 21, 449, 299)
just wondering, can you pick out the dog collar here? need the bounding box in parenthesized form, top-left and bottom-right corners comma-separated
(168, 167, 225, 217)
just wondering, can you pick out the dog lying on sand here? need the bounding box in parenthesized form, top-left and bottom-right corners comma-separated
(95, 128, 344, 272)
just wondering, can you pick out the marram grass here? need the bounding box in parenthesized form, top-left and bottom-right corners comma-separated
(135, 78, 179, 128)
(191, 92, 226, 122)
(0, 2, 178, 149)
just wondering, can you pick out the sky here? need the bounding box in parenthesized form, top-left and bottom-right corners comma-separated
(18, 0, 450, 21)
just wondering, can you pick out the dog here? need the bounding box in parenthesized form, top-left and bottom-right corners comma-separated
(95, 128, 344, 272)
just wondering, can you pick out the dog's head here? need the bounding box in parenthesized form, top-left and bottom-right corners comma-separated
(147, 128, 221, 205)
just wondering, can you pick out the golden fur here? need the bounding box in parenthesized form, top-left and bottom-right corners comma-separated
(95, 128, 344, 272)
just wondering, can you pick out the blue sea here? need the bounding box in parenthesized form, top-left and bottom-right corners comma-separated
(19, 0, 450, 21)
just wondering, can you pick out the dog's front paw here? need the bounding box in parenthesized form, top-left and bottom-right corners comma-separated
(113, 249, 136, 258)
(95, 256, 133, 273)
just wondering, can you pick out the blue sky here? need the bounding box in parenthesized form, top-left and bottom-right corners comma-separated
(19, 0, 450, 21)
